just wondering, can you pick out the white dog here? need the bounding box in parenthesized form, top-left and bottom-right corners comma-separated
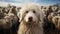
(17, 3, 44, 34)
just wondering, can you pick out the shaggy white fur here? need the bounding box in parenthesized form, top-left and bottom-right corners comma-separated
(17, 3, 44, 34)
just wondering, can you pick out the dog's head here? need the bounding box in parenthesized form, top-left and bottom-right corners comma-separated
(17, 4, 44, 25)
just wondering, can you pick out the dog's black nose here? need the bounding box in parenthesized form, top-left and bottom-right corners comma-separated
(28, 17, 33, 22)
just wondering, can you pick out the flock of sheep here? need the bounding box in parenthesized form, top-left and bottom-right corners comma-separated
(0, 6, 20, 34)
(0, 4, 60, 34)
(41, 5, 60, 34)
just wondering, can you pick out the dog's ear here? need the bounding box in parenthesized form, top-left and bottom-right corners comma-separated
(34, 5, 44, 22)
(40, 11, 45, 21)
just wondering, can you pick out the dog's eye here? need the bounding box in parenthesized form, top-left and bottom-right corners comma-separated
(26, 11, 28, 13)
(33, 10, 36, 13)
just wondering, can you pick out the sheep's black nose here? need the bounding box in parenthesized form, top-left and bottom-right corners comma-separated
(28, 17, 33, 22)
(56, 18, 59, 20)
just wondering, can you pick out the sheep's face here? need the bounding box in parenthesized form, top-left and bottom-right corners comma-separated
(3, 13, 18, 29)
(48, 12, 60, 29)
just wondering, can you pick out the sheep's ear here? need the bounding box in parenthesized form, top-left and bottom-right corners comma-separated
(17, 12, 21, 22)
(41, 6, 43, 9)
(17, 12, 20, 19)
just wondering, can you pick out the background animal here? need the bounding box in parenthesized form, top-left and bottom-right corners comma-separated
(42, 5, 60, 34)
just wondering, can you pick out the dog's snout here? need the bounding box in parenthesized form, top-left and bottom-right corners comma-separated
(28, 17, 33, 22)
(29, 17, 32, 19)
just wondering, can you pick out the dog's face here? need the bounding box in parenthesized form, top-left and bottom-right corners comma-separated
(17, 4, 44, 25)
(48, 12, 60, 29)
(23, 9, 39, 24)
